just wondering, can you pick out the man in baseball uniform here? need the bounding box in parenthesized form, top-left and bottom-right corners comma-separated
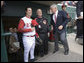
(18, 7, 38, 62)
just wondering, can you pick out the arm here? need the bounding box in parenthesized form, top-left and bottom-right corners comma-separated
(31, 19, 38, 26)
(76, 1, 81, 17)
(31, 19, 39, 37)
(50, 14, 54, 25)
(67, 13, 71, 22)
(76, 1, 83, 19)
(50, 14, 54, 31)
(62, 11, 69, 27)
(46, 19, 50, 32)
(18, 19, 32, 33)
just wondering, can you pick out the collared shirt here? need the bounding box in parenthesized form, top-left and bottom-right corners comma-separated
(53, 10, 58, 23)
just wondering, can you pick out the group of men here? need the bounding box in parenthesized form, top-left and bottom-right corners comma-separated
(17, 4, 70, 62)
(17, 1, 83, 62)
(18, 7, 49, 62)
(1, 1, 83, 62)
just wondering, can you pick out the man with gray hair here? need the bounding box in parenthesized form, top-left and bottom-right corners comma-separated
(50, 4, 69, 55)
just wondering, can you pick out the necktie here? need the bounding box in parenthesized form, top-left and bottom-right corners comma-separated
(54, 14, 57, 24)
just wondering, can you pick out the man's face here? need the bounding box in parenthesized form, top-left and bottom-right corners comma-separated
(9, 28, 14, 33)
(62, 7, 66, 11)
(14, 28, 17, 32)
(50, 7, 57, 14)
(26, 8, 32, 17)
(37, 9, 42, 17)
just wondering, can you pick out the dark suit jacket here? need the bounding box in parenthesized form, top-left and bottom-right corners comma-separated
(76, 1, 83, 17)
(51, 10, 69, 34)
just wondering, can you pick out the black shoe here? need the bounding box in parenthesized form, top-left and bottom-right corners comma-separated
(64, 50, 69, 55)
(53, 50, 59, 53)
(29, 58, 37, 62)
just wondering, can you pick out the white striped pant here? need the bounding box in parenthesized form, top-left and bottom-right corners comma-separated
(22, 36, 35, 62)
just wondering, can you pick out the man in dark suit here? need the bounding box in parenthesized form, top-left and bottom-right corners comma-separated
(50, 4, 69, 55)
(75, 1, 83, 39)
(61, 4, 71, 22)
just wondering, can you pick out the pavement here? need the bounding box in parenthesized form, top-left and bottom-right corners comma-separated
(35, 33, 83, 62)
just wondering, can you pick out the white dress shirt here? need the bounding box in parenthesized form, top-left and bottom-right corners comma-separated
(53, 10, 58, 23)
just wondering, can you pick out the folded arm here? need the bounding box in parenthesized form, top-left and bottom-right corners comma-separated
(18, 19, 32, 33)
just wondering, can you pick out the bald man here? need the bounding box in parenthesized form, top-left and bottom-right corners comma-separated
(35, 9, 49, 57)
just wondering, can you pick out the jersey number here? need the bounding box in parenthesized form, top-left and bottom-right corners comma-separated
(26, 23, 29, 27)
(26, 23, 31, 27)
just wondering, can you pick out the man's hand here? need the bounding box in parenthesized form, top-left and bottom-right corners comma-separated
(31, 27, 35, 31)
(58, 25, 63, 30)
(38, 25, 41, 28)
(78, 16, 83, 19)
(43, 20, 47, 24)
(48, 32, 50, 37)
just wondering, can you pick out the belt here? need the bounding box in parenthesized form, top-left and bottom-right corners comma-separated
(26, 35, 35, 37)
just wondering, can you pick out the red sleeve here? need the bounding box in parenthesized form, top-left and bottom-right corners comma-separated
(18, 19, 32, 33)
(31, 19, 38, 26)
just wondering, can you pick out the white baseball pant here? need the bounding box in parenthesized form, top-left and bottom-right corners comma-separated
(22, 36, 35, 62)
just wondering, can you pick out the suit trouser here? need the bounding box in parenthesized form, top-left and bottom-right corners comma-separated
(54, 31, 69, 51)
(22, 36, 35, 62)
(76, 19, 83, 38)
